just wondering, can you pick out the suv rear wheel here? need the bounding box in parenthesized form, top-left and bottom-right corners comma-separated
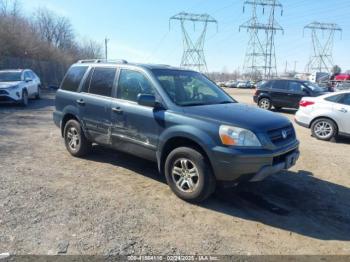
(64, 119, 92, 157)
(311, 118, 337, 141)
(258, 98, 272, 110)
(164, 147, 216, 202)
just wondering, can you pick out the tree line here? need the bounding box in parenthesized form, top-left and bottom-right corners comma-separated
(0, 0, 102, 85)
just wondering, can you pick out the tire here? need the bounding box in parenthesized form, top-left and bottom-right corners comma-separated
(63, 119, 92, 157)
(164, 147, 216, 203)
(258, 97, 272, 110)
(20, 90, 28, 107)
(311, 118, 337, 141)
(35, 86, 41, 99)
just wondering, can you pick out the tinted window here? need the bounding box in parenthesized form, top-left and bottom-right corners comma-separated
(81, 68, 94, 93)
(89, 67, 116, 97)
(117, 69, 155, 102)
(261, 80, 274, 89)
(288, 82, 303, 92)
(273, 80, 288, 90)
(339, 94, 350, 106)
(325, 94, 343, 103)
(61, 66, 88, 92)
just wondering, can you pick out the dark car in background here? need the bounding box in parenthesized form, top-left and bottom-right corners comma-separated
(253, 79, 325, 110)
(54, 60, 300, 202)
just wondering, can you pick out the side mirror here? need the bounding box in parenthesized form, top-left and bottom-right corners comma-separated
(25, 77, 32, 82)
(137, 94, 157, 108)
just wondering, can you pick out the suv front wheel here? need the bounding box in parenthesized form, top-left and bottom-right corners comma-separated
(64, 119, 92, 157)
(164, 147, 216, 202)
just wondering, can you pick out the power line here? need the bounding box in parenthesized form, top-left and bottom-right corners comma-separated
(304, 21, 342, 73)
(170, 12, 218, 73)
(239, 0, 284, 80)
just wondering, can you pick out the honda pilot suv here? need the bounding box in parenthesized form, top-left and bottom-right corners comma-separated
(54, 60, 300, 202)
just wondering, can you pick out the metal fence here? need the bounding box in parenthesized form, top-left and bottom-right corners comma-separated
(0, 56, 67, 87)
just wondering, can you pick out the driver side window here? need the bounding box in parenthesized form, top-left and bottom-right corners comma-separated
(117, 69, 155, 102)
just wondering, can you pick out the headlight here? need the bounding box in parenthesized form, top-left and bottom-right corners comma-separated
(219, 125, 261, 147)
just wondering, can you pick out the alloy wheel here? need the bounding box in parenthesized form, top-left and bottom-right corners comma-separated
(259, 99, 270, 110)
(314, 121, 333, 139)
(171, 158, 199, 193)
(67, 127, 80, 150)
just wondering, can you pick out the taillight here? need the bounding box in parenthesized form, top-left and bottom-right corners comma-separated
(299, 100, 315, 107)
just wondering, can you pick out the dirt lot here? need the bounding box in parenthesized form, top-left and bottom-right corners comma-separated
(0, 89, 350, 255)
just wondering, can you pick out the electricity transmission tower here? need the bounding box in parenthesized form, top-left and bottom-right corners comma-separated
(170, 12, 217, 73)
(240, 0, 283, 80)
(304, 22, 342, 73)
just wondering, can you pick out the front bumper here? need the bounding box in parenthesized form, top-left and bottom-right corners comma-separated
(0, 89, 22, 103)
(210, 140, 300, 182)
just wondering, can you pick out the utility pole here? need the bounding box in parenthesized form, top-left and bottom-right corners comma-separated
(104, 37, 109, 60)
(304, 22, 342, 73)
(239, 0, 283, 80)
(170, 12, 218, 73)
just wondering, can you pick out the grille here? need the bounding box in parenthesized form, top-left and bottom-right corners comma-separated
(0, 90, 8, 95)
(267, 125, 295, 146)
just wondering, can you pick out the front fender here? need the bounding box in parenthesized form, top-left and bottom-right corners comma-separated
(157, 125, 218, 169)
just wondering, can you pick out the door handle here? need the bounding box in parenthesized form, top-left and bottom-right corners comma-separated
(338, 108, 348, 113)
(76, 99, 85, 106)
(112, 107, 123, 113)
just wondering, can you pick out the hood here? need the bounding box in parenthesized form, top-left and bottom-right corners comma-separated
(183, 103, 291, 132)
(0, 81, 22, 89)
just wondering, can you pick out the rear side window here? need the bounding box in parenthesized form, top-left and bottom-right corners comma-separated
(338, 94, 350, 106)
(261, 81, 274, 89)
(273, 80, 288, 90)
(325, 94, 343, 103)
(61, 66, 88, 92)
(88, 67, 116, 97)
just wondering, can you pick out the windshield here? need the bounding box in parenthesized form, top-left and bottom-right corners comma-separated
(152, 69, 236, 106)
(303, 81, 324, 92)
(0, 72, 22, 82)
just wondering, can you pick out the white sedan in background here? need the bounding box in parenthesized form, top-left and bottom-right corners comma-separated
(295, 91, 350, 141)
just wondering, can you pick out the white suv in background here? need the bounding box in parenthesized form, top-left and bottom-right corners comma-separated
(295, 91, 350, 141)
(0, 69, 41, 106)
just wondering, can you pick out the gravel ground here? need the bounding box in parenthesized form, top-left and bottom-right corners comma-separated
(0, 89, 350, 255)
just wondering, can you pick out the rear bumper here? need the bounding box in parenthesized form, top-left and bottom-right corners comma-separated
(295, 111, 312, 128)
(210, 140, 300, 182)
(253, 95, 258, 103)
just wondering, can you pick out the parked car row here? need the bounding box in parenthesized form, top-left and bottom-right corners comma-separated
(0, 69, 41, 106)
(216, 80, 255, 89)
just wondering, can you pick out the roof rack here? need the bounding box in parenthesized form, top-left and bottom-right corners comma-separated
(77, 59, 128, 64)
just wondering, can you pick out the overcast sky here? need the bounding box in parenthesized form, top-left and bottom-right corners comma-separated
(22, 0, 350, 73)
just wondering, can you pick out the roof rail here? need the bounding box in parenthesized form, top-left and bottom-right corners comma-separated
(76, 59, 128, 64)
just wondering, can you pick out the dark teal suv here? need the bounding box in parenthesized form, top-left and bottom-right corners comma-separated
(54, 60, 300, 202)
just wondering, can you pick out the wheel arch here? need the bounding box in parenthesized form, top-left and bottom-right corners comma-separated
(158, 136, 215, 178)
(61, 113, 80, 137)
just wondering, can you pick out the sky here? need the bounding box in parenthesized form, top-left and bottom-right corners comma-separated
(21, 0, 350, 73)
